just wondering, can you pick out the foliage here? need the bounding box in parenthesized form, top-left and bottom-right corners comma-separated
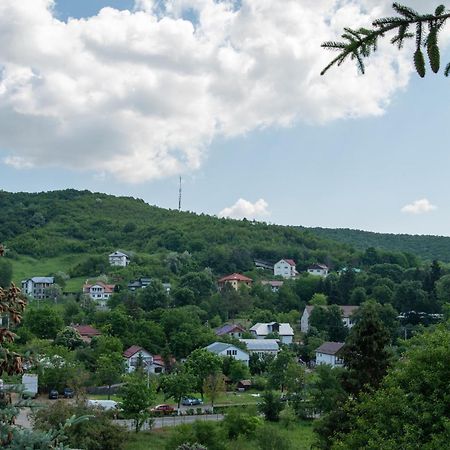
(54, 326, 84, 350)
(268, 349, 297, 391)
(24, 307, 64, 340)
(96, 353, 124, 399)
(203, 371, 225, 409)
(309, 305, 348, 341)
(258, 390, 284, 422)
(159, 370, 196, 408)
(222, 406, 262, 439)
(166, 422, 225, 450)
(321, 3, 450, 78)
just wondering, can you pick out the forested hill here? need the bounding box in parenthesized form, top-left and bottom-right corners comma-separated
(303, 227, 450, 263)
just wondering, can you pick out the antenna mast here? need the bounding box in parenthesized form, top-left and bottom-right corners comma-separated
(178, 176, 182, 211)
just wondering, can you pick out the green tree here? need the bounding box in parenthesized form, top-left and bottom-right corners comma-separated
(54, 326, 84, 350)
(137, 280, 168, 311)
(24, 306, 64, 339)
(96, 353, 124, 400)
(119, 377, 155, 433)
(321, 3, 450, 78)
(268, 349, 296, 392)
(203, 371, 225, 410)
(0, 258, 12, 288)
(159, 370, 196, 409)
(258, 390, 284, 422)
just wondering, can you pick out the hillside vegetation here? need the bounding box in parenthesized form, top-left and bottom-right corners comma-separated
(303, 226, 450, 262)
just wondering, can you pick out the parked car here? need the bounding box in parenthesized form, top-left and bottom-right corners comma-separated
(150, 404, 176, 415)
(63, 388, 74, 399)
(181, 397, 203, 406)
(48, 390, 59, 400)
(87, 399, 119, 411)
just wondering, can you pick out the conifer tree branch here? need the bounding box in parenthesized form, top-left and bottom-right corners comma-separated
(321, 3, 450, 77)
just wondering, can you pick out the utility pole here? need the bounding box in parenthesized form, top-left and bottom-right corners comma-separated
(178, 176, 182, 211)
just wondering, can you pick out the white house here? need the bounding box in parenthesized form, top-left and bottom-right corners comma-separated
(261, 280, 284, 292)
(239, 339, 279, 357)
(250, 322, 294, 344)
(301, 305, 359, 333)
(274, 259, 298, 279)
(315, 342, 344, 368)
(123, 346, 165, 374)
(109, 251, 130, 267)
(205, 342, 250, 365)
(83, 281, 115, 307)
(21, 277, 55, 299)
(307, 264, 329, 277)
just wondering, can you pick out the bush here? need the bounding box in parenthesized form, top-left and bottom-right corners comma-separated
(255, 424, 292, 450)
(222, 406, 262, 439)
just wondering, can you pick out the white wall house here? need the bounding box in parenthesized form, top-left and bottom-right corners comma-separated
(109, 251, 130, 267)
(21, 277, 55, 299)
(315, 342, 344, 368)
(239, 339, 279, 357)
(274, 259, 298, 279)
(205, 342, 250, 365)
(123, 346, 165, 374)
(215, 324, 246, 339)
(301, 305, 359, 333)
(250, 322, 294, 344)
(307, 264, 329, 277)
(83, 281, 115, 307)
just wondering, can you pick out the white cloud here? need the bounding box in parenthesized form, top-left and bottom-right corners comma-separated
(218, 198, 270, 220)
(0, 0, 437, 182)
(401, 199, 437, 215)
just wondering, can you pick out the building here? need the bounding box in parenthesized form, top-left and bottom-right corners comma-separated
(71, 325, 101, 343)
(261, 280, 284, 292)
(274, 259, 298, 279)
(109, 251, 130, 267)
(21, 277, 55, 299)
(215, 323, 246, 339)
(83, 281, 116, 307)
(218, 273, 253, 290)
(123, 346, 164, 374)
(250, 322, 294, 344)
(205, 342, 250, 365)
(315, 342, 345, 368)
(300, 305, 359, 333)
(239, 339, 279, 356)
(254, 259, 274, 271)
(307, 264, 329, 277)
(127, 277, 152, 291)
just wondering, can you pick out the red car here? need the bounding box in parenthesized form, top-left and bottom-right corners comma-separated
(150, 404, 176, 416)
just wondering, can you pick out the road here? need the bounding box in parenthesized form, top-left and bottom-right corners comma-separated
(115, 413, 224, 430)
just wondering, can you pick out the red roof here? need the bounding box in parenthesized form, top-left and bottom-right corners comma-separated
(123, 345, 148, 359)
(83, 281, 115, 293)
(284, 259, 296, 266)
(218, 273, 253, 283)
(72, 325, 101, 337)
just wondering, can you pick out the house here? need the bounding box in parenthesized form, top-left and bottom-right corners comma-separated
(236, 379, 252, 391)
(127, 277, 152, 291)
(71, 325, 101, 343)
(254, 259, 274, 271)
(205, 342, 250, 365)
(109, 251, 130, 267)
(123, 346, 164, 374)
(215, 324, 246, 339)
(218, 273, 253, 290)
(261, 280, 284, 292)
(21, 277, 55, 299)
(307, 263, 329, 277)
(239, 339, 279, 356)
(83, 281, 116, 307)
(300, 305, 359, 333)
(274, 259, 298, 279)
(315, 342, 344, 368)
(250, 322, 294, 344)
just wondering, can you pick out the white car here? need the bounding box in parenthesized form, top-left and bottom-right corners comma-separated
(87, 399, 119, 411)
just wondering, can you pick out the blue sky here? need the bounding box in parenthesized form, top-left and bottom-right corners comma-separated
(1, 0, 450, 235)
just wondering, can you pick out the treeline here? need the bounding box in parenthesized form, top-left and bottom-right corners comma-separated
(305, 226, 450, 262)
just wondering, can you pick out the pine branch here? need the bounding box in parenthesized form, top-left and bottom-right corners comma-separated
(321, 3, 450, 78)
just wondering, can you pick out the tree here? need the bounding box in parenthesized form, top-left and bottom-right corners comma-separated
(268, 349, 296, 392)
(96, 353, 124, 400)
(321, 3, 450, 78)
(24, 306, 64, 339)
(203, 371, 225, 410)
(258, 390, 284, 422)
(119, 377, 155, 433)
(222, 357, 250, 383)
(310, 305, 347, 342)
(159, 370, 196, 409)
(341, 301, 391, 395)
(54, 326, 84, 350)
(137, 280, 168, 311)
(184, 349, 222, 400)
(0, 259, 12, 288)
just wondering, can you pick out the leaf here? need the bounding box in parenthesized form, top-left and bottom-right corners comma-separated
(444, 62, 450, 77)
(392, 3, 419, 19)
(435, 5, 446, 16)
(414, 49, 426, 77)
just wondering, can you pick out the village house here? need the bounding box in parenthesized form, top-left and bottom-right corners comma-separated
(261, 280, 284, 292)
(300, 305, 359, 333)
(274, 259, 298, 279)
(123, 346, 165, 374)
(239, 339, 279, 356)
(218, 273, 253, 290)
(315, 342, 345, 368)
(307, 263, 329, 277)
(205, 342, 250, 365)
(71, 325, 101, 344)
(83, 281, 116, 307)
(127, 277, 151, 291)
(21, 277, 55, 299)
(108, 251, 130, 267)
(215, 323, 246, 339)
(250, 322, 294, 344)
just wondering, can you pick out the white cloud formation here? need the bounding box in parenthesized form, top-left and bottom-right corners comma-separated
(219, 198, 270, 219)
(401, 198, 437, 215)
(0, 0, 443, 182)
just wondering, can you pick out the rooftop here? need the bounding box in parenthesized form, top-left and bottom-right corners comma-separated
(218, 273, 253, 283)
(316, 341, 344, 355)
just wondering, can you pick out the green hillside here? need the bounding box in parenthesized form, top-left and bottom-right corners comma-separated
(304, 227, 450, 262)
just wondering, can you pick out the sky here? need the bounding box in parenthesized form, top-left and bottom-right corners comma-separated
(1, 0, 450, 235)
